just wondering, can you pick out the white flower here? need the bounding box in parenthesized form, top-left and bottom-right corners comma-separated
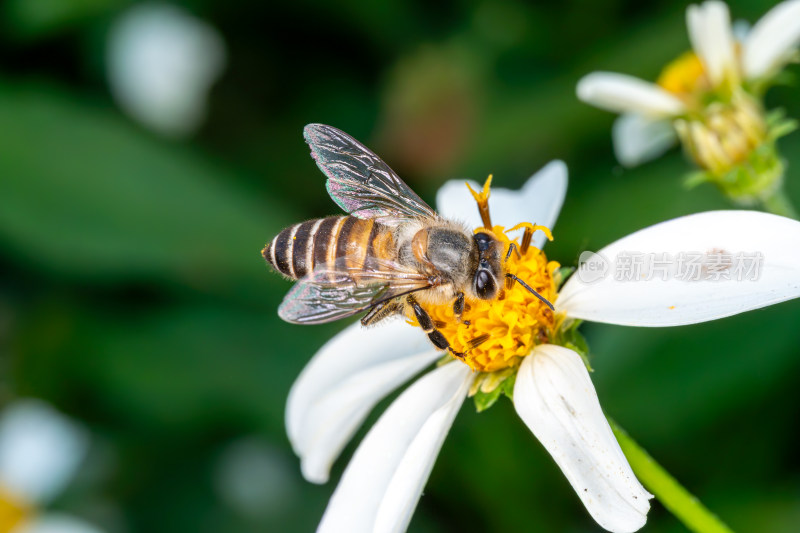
(106, 3, 226, 138)
(577, 0, 800, 169)
(286, 163, 800, 533)
(0, 400, 103, 533)
(215, 438, 300, 519)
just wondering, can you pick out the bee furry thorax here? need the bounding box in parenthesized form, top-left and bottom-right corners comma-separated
(395, 219, 501, 305)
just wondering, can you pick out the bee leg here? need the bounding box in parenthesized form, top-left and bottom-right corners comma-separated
(505, 242, 521, 263)
(407, 295, 463, 357)
(361, 299, 404, 326)
(408, 295, 490, 359)
(453, 292, 470, 325)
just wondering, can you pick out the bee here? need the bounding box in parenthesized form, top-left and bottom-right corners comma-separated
(263, 124, 552, 358)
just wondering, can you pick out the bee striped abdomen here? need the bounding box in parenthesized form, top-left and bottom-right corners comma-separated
(263, 216, 391, 279)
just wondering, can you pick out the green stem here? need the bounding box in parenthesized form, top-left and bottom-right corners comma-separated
(761, 187, 798, 219)
(609, 418, 735, 533)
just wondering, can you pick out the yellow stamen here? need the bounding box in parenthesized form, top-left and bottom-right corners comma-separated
(675, 91, 767, 175)
(657, 51, 709, 97)
(465, 174, 492, 203)
(466, 175, 493, 229)
(506, 222, 553, 242)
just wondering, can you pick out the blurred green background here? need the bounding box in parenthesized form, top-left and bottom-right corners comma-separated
(1, 0, 799, 531)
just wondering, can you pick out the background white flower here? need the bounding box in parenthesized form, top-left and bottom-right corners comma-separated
(577, 0, 800, 168)
(106, 3, 227, 138)
(0, 400, 103, 533)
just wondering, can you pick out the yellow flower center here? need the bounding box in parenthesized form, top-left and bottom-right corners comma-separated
(0, 485, 32, 532)
(413, 223, 560, 373)
(657, 51, 710, 98)
(674, 90, 767, 176)
(656, 50, 773, 179)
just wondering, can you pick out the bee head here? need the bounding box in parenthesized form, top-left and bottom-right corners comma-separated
(471, 232, 502, 300)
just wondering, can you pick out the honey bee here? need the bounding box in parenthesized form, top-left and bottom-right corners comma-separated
(263, 124, 552, 358)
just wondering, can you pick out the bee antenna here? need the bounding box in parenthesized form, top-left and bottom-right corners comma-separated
(506, 273, 554, 311)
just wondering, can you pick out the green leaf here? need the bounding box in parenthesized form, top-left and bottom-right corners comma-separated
(552, 265, 574, 290)
(0, 81, 294, 303)
(683, 170, 713, 190)
(12, 298, 344, 434)
(553, 318, 592, 371)
(500, 372, 516, 403)
(473, 372, 516, 412)
(2, 0, 122, 41)
(473, 385, 503, 413)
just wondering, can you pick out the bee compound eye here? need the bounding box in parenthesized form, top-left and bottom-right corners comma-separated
(474, 269, 496, 298)
(473, 232, 492, 252)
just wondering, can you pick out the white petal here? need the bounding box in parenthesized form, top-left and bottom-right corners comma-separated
(286, 320, 438, 483)
(106, 4, 226, 137)
(436, 160, 568, 248)
(686, 2, 738, 86)
(12, 513, 105, 533)
(0, 400, 89, 505)
(612, 114, 677, 167)
(514, 345, 651, 533)
(298, 351, 442, 484)
(318, 363, 472, 533)
(743, 0, 800, 79)
(558, 211, 800, 326)
(577, 72, 686, 117)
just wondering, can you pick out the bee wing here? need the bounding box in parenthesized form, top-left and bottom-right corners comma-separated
(304, 124, 438, 224)
(278, 256, 432, 325)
